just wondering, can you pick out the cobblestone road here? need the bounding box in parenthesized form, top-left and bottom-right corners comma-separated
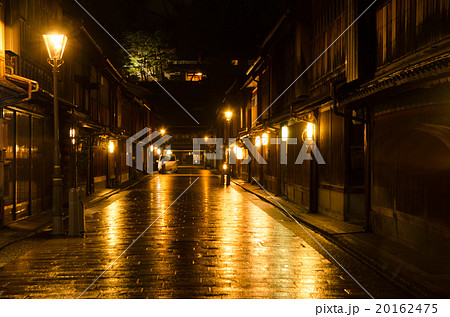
(0, 168, 411, 298)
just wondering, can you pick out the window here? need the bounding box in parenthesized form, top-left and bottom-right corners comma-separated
(185, 72, 205, 81)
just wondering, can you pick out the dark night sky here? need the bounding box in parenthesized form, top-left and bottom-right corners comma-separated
(64, 0, 292, 126)
(67, 0, 291, 61)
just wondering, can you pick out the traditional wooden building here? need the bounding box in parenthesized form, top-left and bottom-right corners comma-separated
(0, 0, 156, 227)
(224, 0, 450, 257)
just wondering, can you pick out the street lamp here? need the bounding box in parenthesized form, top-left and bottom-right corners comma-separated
(160, 129, 166, 135)
(43, 33, 67, 235)
(43, 35, 67, 61)
(225, 111, 233, 122)
(223, 110, 233, 185)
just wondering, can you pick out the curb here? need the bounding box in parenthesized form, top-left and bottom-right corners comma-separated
(0, 175, 154, 251)
(0, 215, 61, 252)
(84, 174, 154, 209)
(231, 179, 439, 298)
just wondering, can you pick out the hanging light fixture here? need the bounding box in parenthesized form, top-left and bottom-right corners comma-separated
(108, 140, 115, 153)
(306, 123, 315, 140)
(282, 126, 288, 141)
(262, 132, 269, 146)
(255, 136, 261, 147)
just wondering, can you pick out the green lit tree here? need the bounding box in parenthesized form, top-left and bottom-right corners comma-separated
(122, 31, 175, 81)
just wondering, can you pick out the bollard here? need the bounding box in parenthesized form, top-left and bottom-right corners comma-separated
(77, 188, 85, 234)
(68, 188, 79, 236)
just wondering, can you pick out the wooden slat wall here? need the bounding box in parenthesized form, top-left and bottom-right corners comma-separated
(372, 103, 450, 225)
(376, 0, 450, 68)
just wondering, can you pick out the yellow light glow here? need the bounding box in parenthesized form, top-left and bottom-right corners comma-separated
(225, 111, 233, 121)
(156, 148, 161, 155)
(69, 128, 75, 138)
(108, 140, 114, 153)
(306, 123, 315, 139)
(282, 126, 288, 141)
(43, 34, 68, 60)
(223, 163, 228, 170)
(255, 136, 261, 147)
(236, 147, 244, 160)
(166, 150, 172, 155)
(233, 145, 238, 154)
(160, 129, 166, 135)
(72, 138, 76, 145)
(262, 133, 269, 146)
(204, 136, 208, 142)
(150, 145, 154, 151)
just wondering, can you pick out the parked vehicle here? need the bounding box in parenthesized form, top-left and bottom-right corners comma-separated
(157, 154, 178, 173)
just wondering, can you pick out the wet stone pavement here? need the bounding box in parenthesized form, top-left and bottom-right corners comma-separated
(0, 168, 412, 298)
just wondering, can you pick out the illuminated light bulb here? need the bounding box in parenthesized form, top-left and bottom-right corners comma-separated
(282, 126, 288, 141)
(108, 141, 114, 153)
(255, 136, 261, 147)
(306, 123, 315, 140)
(262, 133, 269, 146)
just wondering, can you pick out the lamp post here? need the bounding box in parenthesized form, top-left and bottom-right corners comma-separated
(224, 111, 233, 185)
(43, 34, 67, 235)
(204, 136, 208, 169)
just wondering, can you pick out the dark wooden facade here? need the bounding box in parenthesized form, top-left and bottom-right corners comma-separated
(0, 0, 156, 226)
(223, 0, 450, 256)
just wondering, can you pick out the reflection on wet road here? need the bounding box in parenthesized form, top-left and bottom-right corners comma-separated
(0, 168, 410, 298)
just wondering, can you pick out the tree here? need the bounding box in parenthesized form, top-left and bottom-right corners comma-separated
(122, 31, 175, 81)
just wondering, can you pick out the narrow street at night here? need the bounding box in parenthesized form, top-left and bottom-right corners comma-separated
(0, 167, 410, 299)
(1, 0, 450, 311)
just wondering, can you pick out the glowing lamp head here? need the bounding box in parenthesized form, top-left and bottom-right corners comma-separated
(108, 140, 115, 153)
(255, 136, 261, 147)
(223, 163, 228, 170)
(236, 147, 244, 160)
(282, 126, 288, 141)
(43, 34, 67, 60)
(156, 148, 161, 155)
(204, 136, 208, 142)
(160, 129, 166, 135)
(306, 123, 315, 140)
(262, 133, 269, 146)
(225, 111, 233, 122)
